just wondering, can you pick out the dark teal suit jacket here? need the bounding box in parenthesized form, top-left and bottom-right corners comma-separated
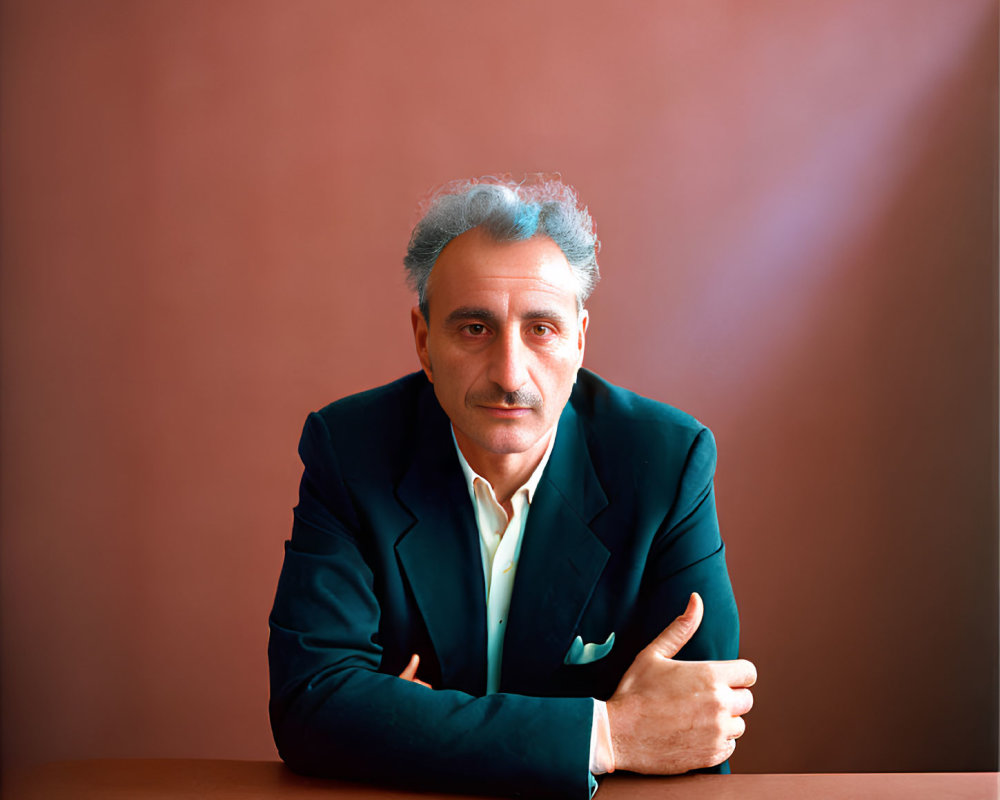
(268, 370, 739, 798)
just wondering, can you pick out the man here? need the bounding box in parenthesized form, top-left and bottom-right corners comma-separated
(268, 177, 755, 799)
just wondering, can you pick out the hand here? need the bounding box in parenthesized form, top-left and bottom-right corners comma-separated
(399, 653, 432, 688)
(606, 593, 756, 774)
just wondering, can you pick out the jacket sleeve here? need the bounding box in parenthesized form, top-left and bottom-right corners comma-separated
(637, 425, 740, 774)
(268, 412, 594, 799)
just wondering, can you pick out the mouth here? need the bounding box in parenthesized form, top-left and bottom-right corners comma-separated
(479, 405, 533, 419)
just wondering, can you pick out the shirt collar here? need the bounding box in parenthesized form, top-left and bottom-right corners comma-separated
(451, 425, 558, 505)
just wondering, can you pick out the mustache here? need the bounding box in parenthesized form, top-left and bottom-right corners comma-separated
(469, 387, 543, 409)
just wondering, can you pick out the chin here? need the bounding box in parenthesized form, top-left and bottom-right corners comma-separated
(468, 426, 526, 454)
(480, 439, 528, 456)
(489, 430, 547, 456)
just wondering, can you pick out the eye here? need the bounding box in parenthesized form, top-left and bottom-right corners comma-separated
(530, 324, 553, 336)
(463, 323, 488, 336)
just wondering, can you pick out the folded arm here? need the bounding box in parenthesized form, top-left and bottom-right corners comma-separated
(268, 413, 750, 796)
(605, 427, 754, 773)
(268, 425, 594, 798)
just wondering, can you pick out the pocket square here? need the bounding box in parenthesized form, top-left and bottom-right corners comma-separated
(563, 632, 615, 665)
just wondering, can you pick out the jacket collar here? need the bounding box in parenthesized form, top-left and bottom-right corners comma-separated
(394, 377, 610, 694)
(500, 397, 610, 690)
(394, 380, 487, 694)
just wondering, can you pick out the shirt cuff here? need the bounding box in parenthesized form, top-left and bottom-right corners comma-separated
(589, 698, 615, 775)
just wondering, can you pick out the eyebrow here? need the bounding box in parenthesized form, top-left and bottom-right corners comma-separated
(443, 307, 500, 327)
(442, 306, 573, 328)
(525, 308, 573, 327)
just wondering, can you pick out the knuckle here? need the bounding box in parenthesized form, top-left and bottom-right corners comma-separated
(697, 664, 718, 689)
(706, 739, 736, 767)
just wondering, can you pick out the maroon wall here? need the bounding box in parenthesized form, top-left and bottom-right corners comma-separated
(2, 0, 996, 775)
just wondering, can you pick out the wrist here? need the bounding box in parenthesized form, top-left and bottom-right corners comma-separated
(605, 698, 632, 773)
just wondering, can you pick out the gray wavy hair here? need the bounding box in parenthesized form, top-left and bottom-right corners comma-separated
(404, 175, 601, 319)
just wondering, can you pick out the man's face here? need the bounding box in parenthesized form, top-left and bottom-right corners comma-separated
(412, 227, 588, 468)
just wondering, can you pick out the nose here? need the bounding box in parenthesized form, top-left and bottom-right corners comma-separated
(487, 328, 529, 393)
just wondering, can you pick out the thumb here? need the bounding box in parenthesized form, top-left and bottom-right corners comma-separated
(648, 592, 704, 659)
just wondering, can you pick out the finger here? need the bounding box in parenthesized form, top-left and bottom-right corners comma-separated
(730, 687, 754, 716)
(708, 736, 738, 767)
(647, 592, 704, 659)
(399, 653, 420, 681)
(715, 658, 757, 688)
(727, 715, 747, 740)
(413, 677, 432, 689)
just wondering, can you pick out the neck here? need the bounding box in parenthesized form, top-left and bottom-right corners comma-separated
(455, 430, 554, 508)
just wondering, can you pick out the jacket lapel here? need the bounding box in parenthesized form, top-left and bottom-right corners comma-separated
(500, 400, 610, 691)
(395, 384, 487, 694)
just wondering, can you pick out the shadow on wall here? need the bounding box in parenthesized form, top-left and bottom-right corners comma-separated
(723, 8, 997, 774)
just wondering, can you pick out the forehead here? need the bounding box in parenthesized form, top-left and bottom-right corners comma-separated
(426, 228, 579, 314)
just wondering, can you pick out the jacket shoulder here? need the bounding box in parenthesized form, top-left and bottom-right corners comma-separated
(571, 369, 710, 448)
(570, 369, 716, 489)
(315, 372, 426, 424)
(304, 372, 435, 480)
(568, 370, 718, 524)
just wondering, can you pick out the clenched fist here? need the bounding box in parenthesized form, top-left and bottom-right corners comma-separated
(606, 593, 756, 774)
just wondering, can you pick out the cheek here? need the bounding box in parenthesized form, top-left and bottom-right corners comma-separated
(429, 353, 473, 393)
(539, 357, 580, 394)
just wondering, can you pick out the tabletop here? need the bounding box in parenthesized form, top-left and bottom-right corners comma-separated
(4, 759, 997, 800)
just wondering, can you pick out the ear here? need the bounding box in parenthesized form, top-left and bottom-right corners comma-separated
(576, 309, 589, 368)
(411, 306, 433, 382)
